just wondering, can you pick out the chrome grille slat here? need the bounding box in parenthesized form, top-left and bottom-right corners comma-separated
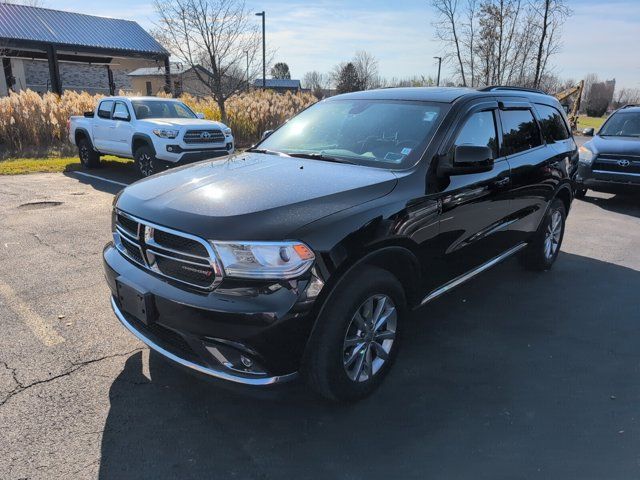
(183, 129, 225, 144)
(113, 210, 222, 291)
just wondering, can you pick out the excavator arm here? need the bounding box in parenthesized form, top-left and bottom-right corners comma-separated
(554, 80, 584, 131)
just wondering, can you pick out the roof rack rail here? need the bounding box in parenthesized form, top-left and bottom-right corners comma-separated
(621, 104, 640, 109)
(478, 86, 547, 95)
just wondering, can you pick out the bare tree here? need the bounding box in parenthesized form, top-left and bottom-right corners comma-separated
(353, 50, 381, 90)
(271, 62, 291, 80)
(431, 0, 467, 86)
(302, 71, 326, 99)
(613, 87, 640, 108)
(531, 0, 570, 88)
(153, 0, 262, 122)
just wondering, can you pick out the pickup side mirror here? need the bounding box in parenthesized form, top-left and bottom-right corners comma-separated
(439, 145, 494, 176)
(196, 112, 205, 119)
(582, 127, 594, 136)
(262, 129, 274, 140)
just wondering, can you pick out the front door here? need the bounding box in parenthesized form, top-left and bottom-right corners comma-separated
(110, 101, 134, 156)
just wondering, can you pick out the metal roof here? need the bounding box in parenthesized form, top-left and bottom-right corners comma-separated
(0, 4, 168, 57)
(253, 79, 301, 88)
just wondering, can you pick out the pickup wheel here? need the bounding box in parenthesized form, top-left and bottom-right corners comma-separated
(134, 146, 161, 177)
(521, 198, 566, 271)
(303, 266, 405, 402)
(78, 138, 100, 169)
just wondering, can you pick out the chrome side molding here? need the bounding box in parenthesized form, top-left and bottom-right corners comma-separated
(420, 242, 527, 306)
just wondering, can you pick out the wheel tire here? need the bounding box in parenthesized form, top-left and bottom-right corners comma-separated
(521, 198, 566, 271)
(302, 266, 406, 402)
(574, 187, 587, 199)
(134, 145, 161, 177)
(78, 138, 100, 169)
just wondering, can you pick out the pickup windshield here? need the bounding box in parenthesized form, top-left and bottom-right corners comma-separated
(257, 99, 445, 169)
(131, 100, 196, 120)
(599, 111, 640, 137)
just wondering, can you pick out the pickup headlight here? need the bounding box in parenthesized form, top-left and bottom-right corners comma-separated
(222, 127, 232, 136)
(152, 128, 180, 139)
(212, 241, 314, 279)
(578, 145, 595, 165)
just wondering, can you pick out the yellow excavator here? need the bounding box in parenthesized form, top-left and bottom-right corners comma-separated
(554, 80, 584, 131)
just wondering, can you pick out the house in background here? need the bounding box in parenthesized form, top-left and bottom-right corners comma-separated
(252, 78, 301, 93)
(0, 3, 170, 96)
(127, 64, 214, 97)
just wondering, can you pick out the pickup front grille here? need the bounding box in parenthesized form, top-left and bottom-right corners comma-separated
(183, 129, 225, 144)
(113, 210, 222, 291)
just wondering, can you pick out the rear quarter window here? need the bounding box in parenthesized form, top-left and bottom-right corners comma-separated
(536, 104, 570, 143)
(500, 109, 542, 155)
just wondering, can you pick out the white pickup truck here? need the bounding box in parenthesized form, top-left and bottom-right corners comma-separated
(69, 96, 235, 177)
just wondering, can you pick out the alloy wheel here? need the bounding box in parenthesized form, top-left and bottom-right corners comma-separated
(138, 153, 154, 177)
(79, 145, 89, 165)
(343, 294, 397, 383)
(544, 209, 563, 259)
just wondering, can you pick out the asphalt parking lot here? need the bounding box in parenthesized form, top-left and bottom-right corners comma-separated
(1, 159, 639, 479)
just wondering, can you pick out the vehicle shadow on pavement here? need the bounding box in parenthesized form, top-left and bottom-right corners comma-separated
(62, 162, 139, 195)
(98, 252, 640, 480)
(580, 192, 640, 219)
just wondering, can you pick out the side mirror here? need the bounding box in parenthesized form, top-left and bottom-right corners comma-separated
(262, 129, 274, 140)
(439, 145, 494, 176)
(582, 127, 594, 136)
(196, 112, 205, 119)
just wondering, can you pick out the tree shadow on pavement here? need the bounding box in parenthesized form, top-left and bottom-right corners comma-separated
(99, 252, 640, 480)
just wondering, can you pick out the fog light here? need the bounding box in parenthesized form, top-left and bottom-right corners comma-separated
(167, 146, 173, 152)
(240, 355, 253, 368)
(205, 342, 266, 376)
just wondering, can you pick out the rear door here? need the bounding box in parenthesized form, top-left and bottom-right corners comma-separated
(499, 100, 569, 244)
(92, 100, 114, 152)
(432, 100, 515, 286)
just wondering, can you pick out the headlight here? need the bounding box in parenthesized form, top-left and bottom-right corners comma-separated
(152, 128, 179, 139)
(212, 241, 315, 279)
(578, 146, 595, 165)
(222, 127, 232, 136)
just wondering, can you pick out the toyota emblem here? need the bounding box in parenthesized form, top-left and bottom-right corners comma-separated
(200, 131, 211, 139)
(617, 159, 631, 167)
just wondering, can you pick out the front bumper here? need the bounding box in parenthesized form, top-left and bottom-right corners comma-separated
(577, 163, 640, 192)
(154, 135, 235, 163)
(104, 243, 318, 385)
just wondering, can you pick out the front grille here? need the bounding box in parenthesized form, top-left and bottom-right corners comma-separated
(183, 129, 225, 144)
(593, 155, 640, 175)
(113, 210, 221, 290)
(153, 229, 209, 257)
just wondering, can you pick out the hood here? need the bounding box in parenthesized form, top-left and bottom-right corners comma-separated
(137, 118, 226, 129)
(116, 153, 398, 241)
(587, 135, 640, 156)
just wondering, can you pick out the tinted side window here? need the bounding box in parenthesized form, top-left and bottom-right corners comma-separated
(98, 100, 114, 119)
(536, 104, 570, 142)
(455, 110, 498, 157)
(500, 109, 542, 155)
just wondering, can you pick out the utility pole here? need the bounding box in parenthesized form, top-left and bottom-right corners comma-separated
(255, 11, 266, 89)
(433, 56, 442, 87)
(245, 50, 249, 90)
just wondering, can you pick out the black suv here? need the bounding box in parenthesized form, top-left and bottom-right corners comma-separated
(104, 87, 578, 402)
(576, 105, 640, 198)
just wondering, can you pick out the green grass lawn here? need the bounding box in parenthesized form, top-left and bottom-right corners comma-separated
(577, 115, 606, 132)
(0, 155, 129, 175)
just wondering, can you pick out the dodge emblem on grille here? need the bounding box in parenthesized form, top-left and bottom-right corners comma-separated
(181, 265, 213, 277)
(617, 159, 631, 167)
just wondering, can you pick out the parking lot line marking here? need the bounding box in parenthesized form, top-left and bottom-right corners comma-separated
(0, 280, 65, 347)
(70, 171, 129, 187)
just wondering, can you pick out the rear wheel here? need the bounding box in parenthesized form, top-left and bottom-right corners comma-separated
(303, 266, 405, 402)
(78, 138, 100, 169)
(134, 145, 161, 177)
(521, 198, 566, 271)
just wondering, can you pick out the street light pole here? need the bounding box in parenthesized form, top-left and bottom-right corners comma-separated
(255, 11, 266, 89)
(433, 56, 442, 86)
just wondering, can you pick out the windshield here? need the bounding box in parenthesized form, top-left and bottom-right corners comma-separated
(257, 99, 445, 168)
(599, 111, 640, 137)
(132, 100, 196, 120)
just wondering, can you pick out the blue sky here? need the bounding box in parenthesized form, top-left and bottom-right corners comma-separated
(55, 0, 640, 89)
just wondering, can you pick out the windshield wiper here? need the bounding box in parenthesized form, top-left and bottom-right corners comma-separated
(246, 148, 286, 156)
(285, 152, 356, 165)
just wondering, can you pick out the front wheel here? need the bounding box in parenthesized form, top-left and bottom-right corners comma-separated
(134, 145, 162, 177)
(303, 266, 406, 402)
(521, 198, 566, 271)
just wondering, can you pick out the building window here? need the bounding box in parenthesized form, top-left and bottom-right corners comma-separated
(146, 81, 152, 96)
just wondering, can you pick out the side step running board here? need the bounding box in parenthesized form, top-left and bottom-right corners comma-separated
(420, 242, 527, 306)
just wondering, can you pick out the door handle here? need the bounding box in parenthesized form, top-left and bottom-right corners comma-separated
(494, 177, 510, 187)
